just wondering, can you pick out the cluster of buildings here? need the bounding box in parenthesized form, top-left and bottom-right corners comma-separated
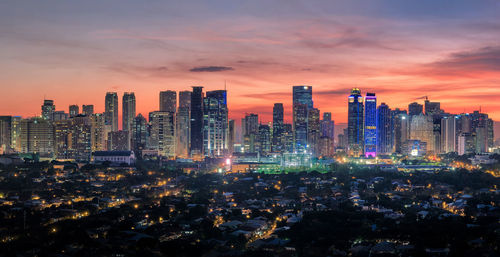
(0, 87, 495, 163)
(339, 88, 495, 157)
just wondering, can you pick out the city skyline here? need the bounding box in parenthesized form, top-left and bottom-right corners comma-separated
(1, 1, 500, 123)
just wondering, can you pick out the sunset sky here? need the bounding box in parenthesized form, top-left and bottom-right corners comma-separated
(1, 0, 500, 132)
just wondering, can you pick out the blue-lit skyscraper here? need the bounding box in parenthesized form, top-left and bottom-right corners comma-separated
(347, 88, 364, 156)
(364, 93, 377, 157)
(293, 85, 313, 152)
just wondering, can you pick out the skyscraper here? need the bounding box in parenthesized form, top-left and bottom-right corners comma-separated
(149, 111, 176, 157)
(82, 105, 94, 116)
(410, 114, 434, 153)
(258, 124, 271, 155)
(190, 87, 204, 157)
(441, 115, 456, 153)
(159, 90, 177, 112)
(377, 103, 393, 155)
(293, 86, 313, 153)
(319, 112, 334, 157)
(392, 109, 408, 154)
(132, 114, 148, 154)
(69, 105, 79, 118)
(364, 93, 377, 157)
(203, 90, 228, 157)
(347, 88, 364, 156)
(41, 99, 55, 121)
(408, 102, 423, 116)
(176, 91, 191, 158)
(105, 92, 118, 132)
(122, 92, 136, 132)
(425, 99, 441, 115)
(228, 119, 235, 155)
(242, 113, 259, 153)
(307, 108, 320, 156)
(0, 116, 12, 154)
(272, 103, 284, 153)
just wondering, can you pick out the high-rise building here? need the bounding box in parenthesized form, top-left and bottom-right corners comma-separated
(320, 112, 335, 156)
(242, 113, 259, 153)
(282, 123, 294, 153)
(487, 118, 494, 151)
(377, 103, 393, 155)
(53, 111, 68, 121)
(54, 119, 72, 159)
(293, 85, 313, 153)
(20, 117, 54, 157)
(69, 105, 79, 118)
(203, 90, 228, 157)
(364, 93, 377, 157)
(409, 114, 434, 153)
(424, 99, 441, 115)
(105, 92, 119, 132)
(441, 116, 456, 153)
(108, 130, 130, 151)
(190, 87, 204, 157)
(132, 114, 148, 154)
(10, 116, 22, 153)
(149, 111, 176, 157)
(41, 99, 55, 121)
(392, 109, 408, 154)
(228, 119, 235, 155)
(71, 116, 92, 161)
(122, 92, 136, 132)
(159, 90, 177, 112)
(307, 108, 320, 156)
(347, 88, 364, 156)
(458, 132, 475, 155)
(408, 102, 423, 116)
(176, 91, 191, 158)
(0, 116, 12, 154)
(90, 113, 107, 152)
(272, 103, 284, 153)
(258, 124, 271, 155)
(82, 105, 94, 116)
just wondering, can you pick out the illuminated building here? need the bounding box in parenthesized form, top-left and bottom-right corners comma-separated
(377, 103, 393, 155)
(410, 114, 434, 153)
(149, 111, 176, 157)
(282, 123, 294, 153)
(258, 124, 271, 155)
(132, 114, 148, 154)
(408, 102, 423, 116)
(190, 87, 203, 157)
(272, 103, 284, 153)
(347, 88, 364, 156)
(0, 116, 12, 154)
(82, 105, 94, 115)
(20, 117, 54, 157)
(458, 132, 475, 155)
(108, 130, 130, 151)
(364, 93, 377, 157)
(392, 109, 408, 154)
(402, 140, 427, 157)
(242, 113, 259, 153)
(90, 113, 108, 152)
(307, 108, 320, 156)
(203, 90, 228, 157)
(104, 92, 119, 132)
(159, 90, 177, 112)
(70, 115, 92, 161)
(69, 105, 79, 118)
(122, 92, 136, 133)
(41, 99, 55, 121)
(228, 119, 235, 154)
(52, 111, 68, 121)
(424, 99, 441, 115)
(440, 115, 457, 153)
(293, 85, 313, 152)
(320, 112, 335, 156)
(176, 91, 191, 158)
